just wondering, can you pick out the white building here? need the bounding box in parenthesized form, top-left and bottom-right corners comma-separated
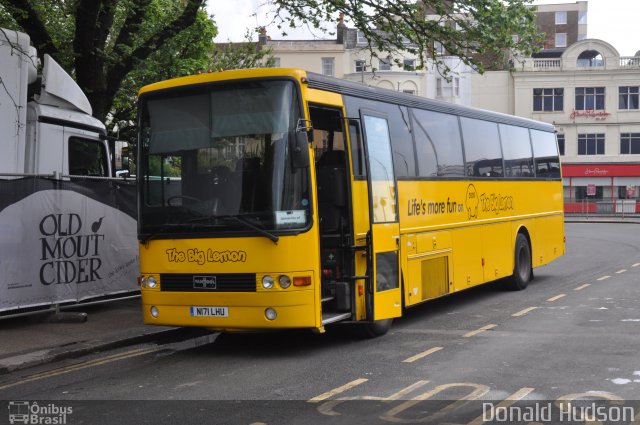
(473, 39, 640, 212)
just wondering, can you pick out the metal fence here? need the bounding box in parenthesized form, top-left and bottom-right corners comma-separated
(564, 198, 640, 218)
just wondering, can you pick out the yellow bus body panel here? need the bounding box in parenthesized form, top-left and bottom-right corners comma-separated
(398, 179, 564, 307)
(140, 229, 321, 330)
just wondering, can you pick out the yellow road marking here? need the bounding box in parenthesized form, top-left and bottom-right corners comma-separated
(0, 347, 159, 391)
(574, 284, 590, 291)
(463, 324, 497, 338)
(402, 347, 443, 363)
(616, 269, 627, 274)
(307, 378, 368, 403)
(512, 307, 537, 317)
(597, 276, 611, 281)
(547, 294, 566, 302)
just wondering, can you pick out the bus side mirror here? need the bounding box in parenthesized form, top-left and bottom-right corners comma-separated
(291, 130, 310, 169)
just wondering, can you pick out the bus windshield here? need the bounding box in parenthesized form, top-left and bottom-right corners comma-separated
(138, 79, 310, 238)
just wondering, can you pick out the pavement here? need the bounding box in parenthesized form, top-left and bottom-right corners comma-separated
(1, 215, 639, 376)
(0, 297, 186, 375)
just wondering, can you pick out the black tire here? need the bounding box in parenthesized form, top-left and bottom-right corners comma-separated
(360, 318, 393, 338)
(508, 233, 532, 290)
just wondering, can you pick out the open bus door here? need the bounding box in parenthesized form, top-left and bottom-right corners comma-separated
(360, 112, 402, 326)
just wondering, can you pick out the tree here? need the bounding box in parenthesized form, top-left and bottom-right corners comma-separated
(1, 0, 540, 131)
(268, 0, 541, 73)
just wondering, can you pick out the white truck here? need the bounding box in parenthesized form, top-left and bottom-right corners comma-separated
(0, 27, 111, 178)
(0, 28, 138, 316)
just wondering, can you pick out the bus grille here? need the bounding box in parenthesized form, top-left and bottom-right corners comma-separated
(160, 273, 257, 292)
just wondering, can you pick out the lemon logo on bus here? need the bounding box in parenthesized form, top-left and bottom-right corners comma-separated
(465, 184, 479, 220)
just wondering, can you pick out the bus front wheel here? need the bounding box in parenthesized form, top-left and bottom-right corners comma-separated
(508, 233, 532, 291)
(361, 318, 393, 338)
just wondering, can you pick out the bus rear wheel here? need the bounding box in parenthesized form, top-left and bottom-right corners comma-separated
(508, 233, 532, 291)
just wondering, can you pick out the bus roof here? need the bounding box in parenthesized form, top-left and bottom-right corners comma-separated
(306, 72, 555, 133)
(138, 67, 554, 133)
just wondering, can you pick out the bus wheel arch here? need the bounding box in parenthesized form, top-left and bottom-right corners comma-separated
(508, 229, 533, 291)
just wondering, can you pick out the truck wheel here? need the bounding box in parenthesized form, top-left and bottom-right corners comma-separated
(508, 233, 532, 291)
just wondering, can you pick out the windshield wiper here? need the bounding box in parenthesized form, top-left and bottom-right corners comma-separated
(187, 214, 279, 244)
(139, 223, 188, 245)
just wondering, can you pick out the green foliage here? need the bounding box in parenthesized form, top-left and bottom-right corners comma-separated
(270, 0, 542, 74)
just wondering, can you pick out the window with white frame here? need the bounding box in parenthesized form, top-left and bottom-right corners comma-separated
(557, 134, 565, 155)
(453, 77, 460, 97)
(356, 30, 367, 45)
(321, 57, 335, 76)
(555, 11, 567, 25)
(379, 57, 391, 71)
(555, 33, 567, 48)
(577, 133, 605, 155)
(355, 60, 366, 73)
(619, 86, 640, 109)
(621, 133, 640, 154)
(403, 59, 415, 71)
(578, 11, 587, 24)
(402, 90, 415, 95)
(575, 87, 605, 110)
(436, 78, 443, 97)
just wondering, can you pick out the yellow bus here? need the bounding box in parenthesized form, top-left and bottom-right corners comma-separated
(137, 68, 564, 336)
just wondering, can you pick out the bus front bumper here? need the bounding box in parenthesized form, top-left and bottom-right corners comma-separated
(141, 288, 318, 330)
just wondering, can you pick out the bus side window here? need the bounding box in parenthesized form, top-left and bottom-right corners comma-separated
(348, 119, 366, 178)
(530, 129, 561, 178)
(460, 117, 504, 178)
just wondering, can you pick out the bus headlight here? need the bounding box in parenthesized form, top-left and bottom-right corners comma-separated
(150, 306, 159, 318)
(147, 276, 158, 289)
(262, 275, 275, 289)
(278, 275, 291, 289)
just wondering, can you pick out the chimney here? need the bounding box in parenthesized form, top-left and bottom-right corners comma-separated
(336, 12, 346, 44)
(258, 27, 268, 45)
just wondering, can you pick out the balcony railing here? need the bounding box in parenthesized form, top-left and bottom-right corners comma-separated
(531, 59, 561, 70)
(619, 56, 640, 68)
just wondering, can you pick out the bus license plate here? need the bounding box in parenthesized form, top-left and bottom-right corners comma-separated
(190, 306, 228, 317)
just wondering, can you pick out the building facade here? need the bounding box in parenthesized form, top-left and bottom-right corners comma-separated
(473, 39, 640, 212)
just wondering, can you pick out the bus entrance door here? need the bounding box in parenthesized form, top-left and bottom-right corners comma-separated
(361, 113, 402, 321)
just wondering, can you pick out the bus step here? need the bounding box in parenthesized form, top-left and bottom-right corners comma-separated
(321, 296, 335, 303)
(322, 312, 351, 325)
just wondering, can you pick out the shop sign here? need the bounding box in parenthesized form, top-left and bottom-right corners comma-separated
(587, 184, 596, 196)
(570, 109, 611, 120)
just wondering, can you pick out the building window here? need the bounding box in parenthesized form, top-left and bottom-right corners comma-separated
(619, 86, 640, 109)
(555, 11, 567, 25)
(578, 11, 587, 24)
(322, 57, 335, 76)
(533, 88, 564, 111)
(355, 60, 366, 73)
(621, 133, 640, 154)
(379, 57, 391, 71)
(403, 90, 415, 95)
(557, 134, 565, 155)
(436, 78, 443, 97)
(271, 57, 281, 68)
(555, 33, 567, 48)
(434, 41, 444, 54)
(403, 59, 415, 71)
(577, 133, 605, 155)
(575, 87, 605, 110)
(453, 77, 460, 97)
(356, 30, 367, 45)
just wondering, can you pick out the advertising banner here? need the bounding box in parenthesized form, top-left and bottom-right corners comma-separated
(0, 177, 139, 313)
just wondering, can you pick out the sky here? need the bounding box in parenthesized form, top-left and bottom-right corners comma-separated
(207, 0, 640, 57)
